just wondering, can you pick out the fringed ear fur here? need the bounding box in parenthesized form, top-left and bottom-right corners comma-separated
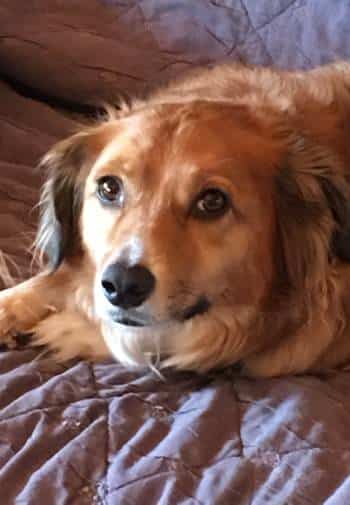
(319, 177, 350, 262)
(275, 167, 331, 292)
(35, 132, 92, 270)
(275, 139, 350, 293)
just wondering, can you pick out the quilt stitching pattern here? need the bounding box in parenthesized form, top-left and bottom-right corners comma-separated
(1, 350, 350, 504)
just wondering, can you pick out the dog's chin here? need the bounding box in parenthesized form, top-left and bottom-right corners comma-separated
(100, 316, 179, 369)
(98, 297, 212, 370)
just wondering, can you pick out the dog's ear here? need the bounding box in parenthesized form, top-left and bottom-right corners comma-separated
(275, 138, 350, 293)
(275, 167, 329, 292)
(35, 131, 94, 270)
(319, 177, 350, 261)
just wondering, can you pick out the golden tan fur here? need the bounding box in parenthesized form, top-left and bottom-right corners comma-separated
(2, 61, 350, 377)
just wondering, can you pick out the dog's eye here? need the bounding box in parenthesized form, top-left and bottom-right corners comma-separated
(97, 176, 123, 205)
(193, 188, 230, 219)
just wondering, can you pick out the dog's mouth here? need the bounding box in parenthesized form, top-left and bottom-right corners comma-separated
(112, 296, 211, 328)
(181, 296, 211, 321)
(116, 317, 147, 327)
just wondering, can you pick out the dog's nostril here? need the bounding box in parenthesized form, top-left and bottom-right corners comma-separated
(101, 280, 117, 296)
(127, 282, 147, 296)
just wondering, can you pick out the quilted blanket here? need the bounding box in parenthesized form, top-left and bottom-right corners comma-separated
(1, 1, 350, 503)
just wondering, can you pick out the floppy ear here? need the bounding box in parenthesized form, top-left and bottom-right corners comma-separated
(319, 177, 350, 262)
(35, 131, 93, 270)
(275, 167, 330, 292)
(275, 138, 350, 292)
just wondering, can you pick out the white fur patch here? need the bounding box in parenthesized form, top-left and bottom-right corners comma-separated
(101, 319, 176, 368)
(121, 236, 145, 266)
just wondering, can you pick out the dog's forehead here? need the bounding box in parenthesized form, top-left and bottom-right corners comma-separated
(92, 113, 156, 171)
(92, 102, 281, 186)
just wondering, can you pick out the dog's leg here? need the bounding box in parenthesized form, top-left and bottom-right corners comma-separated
(0, 267, 110, 361)
(32, 310, 110, 361)
(0, 268, 70, 346)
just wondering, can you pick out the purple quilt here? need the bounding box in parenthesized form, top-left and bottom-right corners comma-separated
(2, 352, 350, 504)
(1, 1, 350, 503)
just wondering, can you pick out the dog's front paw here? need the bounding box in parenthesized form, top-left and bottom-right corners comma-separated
(0, 300, 33, 351)
(0, 329, 33, 351)
(32, 310, 110, 362)
(0, 298, 28, 341)
(0, 289, 55, 344)
(0, 305, 14, 340)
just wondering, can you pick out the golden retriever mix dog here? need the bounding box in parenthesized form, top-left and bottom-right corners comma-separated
(1, 61, 350, 377)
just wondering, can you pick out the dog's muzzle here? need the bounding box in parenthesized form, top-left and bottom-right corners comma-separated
(100, 262, 211, 328)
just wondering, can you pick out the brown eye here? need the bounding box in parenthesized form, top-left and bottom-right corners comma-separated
(97, 176, 123, 205)
(192, 188, 230, 219)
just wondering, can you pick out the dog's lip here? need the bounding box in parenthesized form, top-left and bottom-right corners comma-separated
(114, 316, 148, 328)
(108, 310, 153, 327)
(107, 296, 211, 328)
(181, 296, 211, 321)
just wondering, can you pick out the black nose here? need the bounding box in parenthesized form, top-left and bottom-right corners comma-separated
(101, 262, 156, 309)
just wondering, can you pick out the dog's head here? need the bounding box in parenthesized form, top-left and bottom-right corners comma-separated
(36, 99, 350, 371)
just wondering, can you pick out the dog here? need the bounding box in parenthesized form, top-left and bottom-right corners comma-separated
(1, 61, 350, 377)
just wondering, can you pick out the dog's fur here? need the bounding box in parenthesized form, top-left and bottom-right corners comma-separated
(2, 61, 350, 377)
